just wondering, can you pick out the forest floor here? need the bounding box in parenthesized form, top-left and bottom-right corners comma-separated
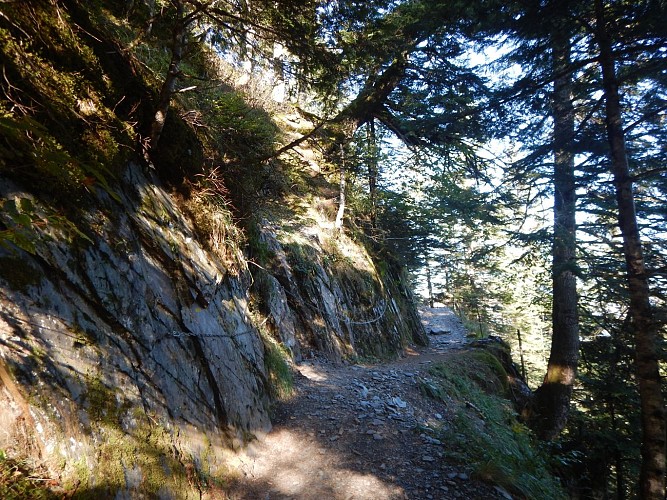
(225, 307, 513, 499)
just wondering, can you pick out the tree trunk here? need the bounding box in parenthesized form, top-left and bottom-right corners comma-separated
(595, 1, 666, 497)
(334, 145, 346, 232)
(517, 329, 526, 380)
(367, 120, 378, 227)
(530, 29, 579, 441)
(426, 264, 434, 308)
(149, 0, 187, 151)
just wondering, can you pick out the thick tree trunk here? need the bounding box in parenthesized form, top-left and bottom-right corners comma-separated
(149, 0, 187, 151)
(530, 30, 579, 441)
(595, 1, 666, 497)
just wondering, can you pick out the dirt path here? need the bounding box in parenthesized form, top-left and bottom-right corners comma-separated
(226, 308, 508, 499)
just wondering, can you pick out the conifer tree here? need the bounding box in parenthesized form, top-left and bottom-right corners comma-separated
(592, 1, 665, 495)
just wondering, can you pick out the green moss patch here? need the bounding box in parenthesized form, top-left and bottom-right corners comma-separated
(261, 330, 294, 401)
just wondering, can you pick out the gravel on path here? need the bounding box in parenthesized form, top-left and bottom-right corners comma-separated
(225, 307, 509, 499)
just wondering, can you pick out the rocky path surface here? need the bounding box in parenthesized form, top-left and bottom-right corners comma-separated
(226, 307, 508, 499)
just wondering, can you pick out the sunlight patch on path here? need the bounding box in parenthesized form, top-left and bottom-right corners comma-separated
(228, 429, 405, 499)
(418, 307, 470, 348)
(296, 363, 330, 382)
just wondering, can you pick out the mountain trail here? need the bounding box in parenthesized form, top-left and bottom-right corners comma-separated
(226, 307, 509, 499)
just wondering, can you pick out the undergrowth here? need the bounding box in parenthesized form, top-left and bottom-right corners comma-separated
(260, 328, 294, 401)
(0, 450, 58, 500)
(423, 351, 566, 499)
(0, 2, 133, 202)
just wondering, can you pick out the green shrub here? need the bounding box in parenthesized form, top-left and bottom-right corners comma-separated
(208, 91, 278, 161)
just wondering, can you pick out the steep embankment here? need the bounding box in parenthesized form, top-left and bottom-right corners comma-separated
(1, 165, 272, 495)
(0, 2, 426, 496)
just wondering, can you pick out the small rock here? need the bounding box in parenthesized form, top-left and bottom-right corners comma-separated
(357, 384, 369, 398)
(458, 473, 469, 480)
(422, 436, 442, 445)
(371, 418, 383, 426)
(389, 396, 407, 408)
(434, 413, 443, 419)
(422, 455, 435, 462)
(373, 433, 383, 440)
(494, 486, 513, 499)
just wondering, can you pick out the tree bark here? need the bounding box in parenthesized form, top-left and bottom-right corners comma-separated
(530, 28, 579, 441)
(367, 120, 378, 227)
(595, 1, 666, 497)
(334, 145, 346, 232)
(517, 329, 526, 380)
(149, 0, 187, 151)
(426, 264, 434, 308)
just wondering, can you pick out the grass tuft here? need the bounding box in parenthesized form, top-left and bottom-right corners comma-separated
(260, 329, 294, 400)
(0, 451, 59, 500)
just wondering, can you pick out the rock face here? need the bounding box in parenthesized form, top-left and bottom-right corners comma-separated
(0, 163, 426, 495)
(0, 164, 271, 494)
(254, 219, 427, 363)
